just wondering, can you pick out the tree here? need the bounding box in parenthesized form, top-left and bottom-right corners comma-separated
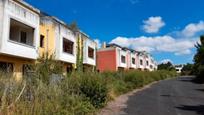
(69, 21, 79, 35)
(193, 35, 204, 82)
(158, 62, 176, 71)
(181, 63, 194, 75)
(69, 22, 83, 72)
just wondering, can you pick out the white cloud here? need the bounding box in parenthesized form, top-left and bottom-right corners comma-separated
(143, 16, 165, 33)
(159, 59, 173, 64)
(110, 35, 196, 55)
(94, 39, 101, 48)
(181, 21, 204, 37)
(110, 20, 203, 56)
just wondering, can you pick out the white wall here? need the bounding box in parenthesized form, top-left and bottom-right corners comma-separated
(144, 55, 150, 70)
(57, 24, 76, 64)
(0, 0, 5, 51)
(83, 38, 96, 66)
(0, 0, 39, 59)
(117, 49, 127, 68)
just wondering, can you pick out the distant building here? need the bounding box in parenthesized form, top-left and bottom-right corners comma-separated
(174, 64, 184, 73)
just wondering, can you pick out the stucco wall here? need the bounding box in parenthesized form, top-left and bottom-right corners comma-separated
(39, 20, 56, 57)
(83, 38, 96, 66)
(1, 0, 39, 59)
(58, 24, 76, 64)
(0, 0, 4, 50)
(0, 55, 34, 81)
(117, 49, 128, 68)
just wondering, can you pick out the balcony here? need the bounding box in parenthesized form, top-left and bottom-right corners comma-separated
(59, 37, 76, 64)
(0, 0, 39, 59)
(83, 39, 96, 66)
(9, 19, 34, 47)
(1, 18, 38, 59)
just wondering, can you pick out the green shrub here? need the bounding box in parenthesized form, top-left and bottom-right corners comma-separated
(79, 73, 108, 108)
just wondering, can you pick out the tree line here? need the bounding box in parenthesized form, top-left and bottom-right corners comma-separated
(157, 35, 204, 83)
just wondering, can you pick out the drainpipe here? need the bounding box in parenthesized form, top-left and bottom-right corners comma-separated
(46, 29, 49, 53)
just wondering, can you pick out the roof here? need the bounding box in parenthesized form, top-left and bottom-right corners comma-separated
(40, 11, 72, 30)
(14, 0, 40, 14)
(107, 43, 123, 48)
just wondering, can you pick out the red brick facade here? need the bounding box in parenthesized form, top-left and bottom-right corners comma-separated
(97, 49, 117, 72)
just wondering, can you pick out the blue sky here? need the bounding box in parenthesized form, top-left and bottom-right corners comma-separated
(25, 0, 204, 64)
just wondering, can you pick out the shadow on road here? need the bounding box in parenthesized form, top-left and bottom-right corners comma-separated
(178, 76, 194, 82)
(196, 89, 204, 92)
(160, 94, 204, 100)
(178, 76, 204, 84)
(176, 105, 204, 115)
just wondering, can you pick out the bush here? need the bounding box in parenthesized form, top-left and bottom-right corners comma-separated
(0, 54, 177, 114)
(79, 73, 108, 108)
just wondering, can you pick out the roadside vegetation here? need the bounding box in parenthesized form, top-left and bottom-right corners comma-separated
(181, 63, 194, 76)
(179, 35, 204, 83)
(193, 35, 204, 83)
(0, 55, 177, 115)
(157, 62, 176, 71)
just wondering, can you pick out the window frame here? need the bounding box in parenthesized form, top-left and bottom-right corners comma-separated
(0, 61, 14, 73)
(40, 35, 45, 48)
(121, 55, 126, 63)
(20, 31, 27, 44)
(140, 59, 143, 65)
(9, 18, 35, 46)
(146, 61, 149, 66)
(88, 47, 94, 59)
(63, 38, 74, 55)
(132, 58, 135, 64)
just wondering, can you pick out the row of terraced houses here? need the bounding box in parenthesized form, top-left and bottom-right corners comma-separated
(0, 0, 157, 80)
(97, 43, 157, 72)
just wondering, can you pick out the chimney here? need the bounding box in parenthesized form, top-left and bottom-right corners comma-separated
(102, 42, 106, 48)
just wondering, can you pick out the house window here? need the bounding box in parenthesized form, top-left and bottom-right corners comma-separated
(9, 19, 34, 46)
(88, 47, 94, 59)
(146, 61, 149, 66)
(0, 61, 14, 73)
(23, 64, 33, 76)
(63, 38, 74, 54)
(20, 31, 27, 44)
(66, 65, 73, 73)
(140, 60, 143, 65)
(132, 58, 135, 64)
(40, 35, 45, 48)
(121, 56, 126, 63)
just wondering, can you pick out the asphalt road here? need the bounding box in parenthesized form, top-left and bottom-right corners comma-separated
(122, 76, 204, 115)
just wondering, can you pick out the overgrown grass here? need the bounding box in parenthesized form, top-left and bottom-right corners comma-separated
(0, 58, 177, 114)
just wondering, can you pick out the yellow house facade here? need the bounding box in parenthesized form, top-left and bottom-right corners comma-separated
(40, 13, 77, 75)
